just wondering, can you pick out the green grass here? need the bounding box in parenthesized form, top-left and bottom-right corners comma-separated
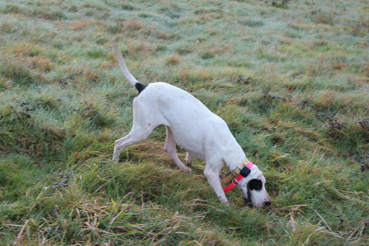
(0, 0, 368, 245)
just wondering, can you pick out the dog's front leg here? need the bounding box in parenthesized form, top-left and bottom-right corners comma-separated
(204, 163, 229, 206)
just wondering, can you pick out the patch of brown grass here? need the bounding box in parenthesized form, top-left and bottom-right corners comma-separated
(313, 10, 335, 25)
(359, 63, 369, 77)
(29, 56, 53, 72)
(70, 21, 90, 31)
(306, 56, 326, 76)
(165, 54, 181, 66)
(330, 60, 345, 71)
(350, 16, 369, 36)
(126, 39, 158, 57)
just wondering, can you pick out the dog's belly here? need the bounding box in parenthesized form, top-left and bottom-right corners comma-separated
(170, 127, 207, 161)
(164, 111, 226, 162)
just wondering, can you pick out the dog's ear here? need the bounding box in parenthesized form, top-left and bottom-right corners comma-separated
(248, 179, 262, 191)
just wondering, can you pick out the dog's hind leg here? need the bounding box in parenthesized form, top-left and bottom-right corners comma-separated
(165, 126, 192, 173)
(185, 152, 194, 165)
(112, 125, 153, 161)
(113, 99, 159, 161)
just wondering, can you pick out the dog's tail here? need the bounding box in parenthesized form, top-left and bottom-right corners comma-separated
(112, 39, 146, 93)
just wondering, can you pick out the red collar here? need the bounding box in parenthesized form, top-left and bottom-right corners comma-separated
(223, 162, 254, 194)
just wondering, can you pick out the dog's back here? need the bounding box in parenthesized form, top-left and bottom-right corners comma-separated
(135, 82, 235, 160)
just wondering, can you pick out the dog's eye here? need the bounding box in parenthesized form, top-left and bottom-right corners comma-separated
(248, 179, 262, 191)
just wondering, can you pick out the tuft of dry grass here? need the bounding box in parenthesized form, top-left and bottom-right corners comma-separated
(165, 54, 181, 66)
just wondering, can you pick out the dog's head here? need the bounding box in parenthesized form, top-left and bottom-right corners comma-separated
(238, 165, 271, 208)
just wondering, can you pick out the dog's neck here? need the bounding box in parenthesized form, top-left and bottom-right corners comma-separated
(222, 143, 248, 173)
(229, 157, 252, 173)
(220, 157, 256, 187)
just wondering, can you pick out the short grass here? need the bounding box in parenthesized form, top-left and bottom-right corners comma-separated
(0, 0, 368, 245)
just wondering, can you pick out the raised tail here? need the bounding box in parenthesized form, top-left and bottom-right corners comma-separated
(112, 39, 146, 93)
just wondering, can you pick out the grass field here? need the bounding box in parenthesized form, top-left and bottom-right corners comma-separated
(0, 0, 368, 245)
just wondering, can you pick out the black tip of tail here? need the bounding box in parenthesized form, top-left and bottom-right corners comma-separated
(135, 82, 146, 94)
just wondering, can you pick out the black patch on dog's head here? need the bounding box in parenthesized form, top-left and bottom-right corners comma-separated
(244, 179, 262, 206)
(248, 179, 262, 191)
(135, 82, 146, 94)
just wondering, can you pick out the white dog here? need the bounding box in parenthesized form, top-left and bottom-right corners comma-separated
(111, 41, 271, 208)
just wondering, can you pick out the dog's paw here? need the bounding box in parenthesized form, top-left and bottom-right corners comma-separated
(181, 167, 192, 173)
(219, 197, 229, 206)
(222, 201, 230, 207)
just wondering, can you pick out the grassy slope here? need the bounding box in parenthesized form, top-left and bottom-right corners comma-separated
(0, 0, 368, 245)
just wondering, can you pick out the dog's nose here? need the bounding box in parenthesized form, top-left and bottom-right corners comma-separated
(264, 201, 271, 206)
